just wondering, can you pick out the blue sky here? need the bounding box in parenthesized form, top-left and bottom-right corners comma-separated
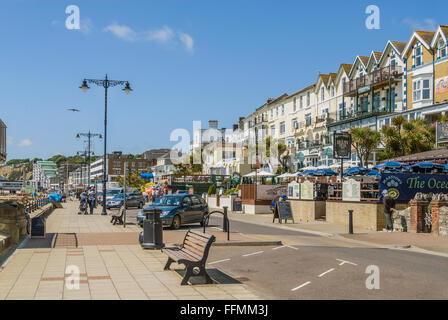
(1, 0, 446, 160)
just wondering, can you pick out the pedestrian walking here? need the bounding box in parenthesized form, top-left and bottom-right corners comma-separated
(382, 189, 395, 232)
(88, 187, 96, 215)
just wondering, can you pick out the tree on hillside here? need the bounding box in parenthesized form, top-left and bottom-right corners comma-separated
(8, 170, 23, 181)
(350, 127, 381, 167)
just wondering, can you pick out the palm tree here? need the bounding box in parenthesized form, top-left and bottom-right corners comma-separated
(350, 127, 381, 167)
(381, 117, 435, 159)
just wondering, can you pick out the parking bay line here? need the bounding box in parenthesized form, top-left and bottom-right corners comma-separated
(272, 245, 298, 251)
(318, 268, 335, 278)
(242, 251, 264, 257)
(291, 281, 311, 291)
(208, 258, 231, 265)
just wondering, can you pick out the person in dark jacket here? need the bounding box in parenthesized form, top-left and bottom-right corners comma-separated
(382, 189, 395, 232)
(88, 187, 96, 215)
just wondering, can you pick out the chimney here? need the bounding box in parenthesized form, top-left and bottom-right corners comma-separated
(208, 120, 218, 129)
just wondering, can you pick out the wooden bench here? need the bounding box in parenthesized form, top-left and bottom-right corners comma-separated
(110, 207, 124, 225)
(162, 230, 216, 285)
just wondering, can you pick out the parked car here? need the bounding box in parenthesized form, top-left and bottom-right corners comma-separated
(106, 192, 145, 210)
(105, 188, 123, 201)
(175, 190, 189, 194)
(136, 194, 208, 229)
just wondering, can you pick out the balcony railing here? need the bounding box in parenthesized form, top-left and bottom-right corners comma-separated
(343, 65, 402, 95)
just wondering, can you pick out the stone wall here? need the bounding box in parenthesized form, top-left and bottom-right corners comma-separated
(392, 207, 411, 232)
(289, 200, 325, 222)
(0, 201, 28, 244)
(439, 207, 448, 236)
(325, 201, 406, 231)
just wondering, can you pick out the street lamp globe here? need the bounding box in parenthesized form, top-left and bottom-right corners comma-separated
(79, 79, 90, 92)
(123, 82, 133, 94)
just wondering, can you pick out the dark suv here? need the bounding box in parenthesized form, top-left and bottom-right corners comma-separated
(136, 194, 208, 229)
(106, 192, 145, 209)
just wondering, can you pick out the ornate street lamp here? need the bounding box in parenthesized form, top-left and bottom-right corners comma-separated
(79, 75, 132, 215)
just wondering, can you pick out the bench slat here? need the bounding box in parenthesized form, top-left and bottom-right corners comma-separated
(189, 230, 212, 239)
(187, 232, 210, 243)
(162, 249, 199, 262)
(183, 241, 206, 257)
(185, 235, 208, 248)
(180, 248, 202, 261)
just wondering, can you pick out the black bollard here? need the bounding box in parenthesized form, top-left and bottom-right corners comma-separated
(348, 209, 353, 234)
(223, 206, 228, 232)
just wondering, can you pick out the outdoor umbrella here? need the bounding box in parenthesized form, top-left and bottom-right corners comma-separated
(314, 169, 338, 176)
(374, 161, 405, 170)
(366, 169, 381, 177)
(300, 166, 317, 171)
(243, 170, 276, 177)
(343, 166, 369, 176)
(301, 170, 317, 176)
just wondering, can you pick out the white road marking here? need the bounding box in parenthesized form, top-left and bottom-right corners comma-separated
(318, 268, 335, 277)
(272, 245, 298, 251)
(242, 251, 264, 257)
(208, 258, 231, 265)
(291, 281, 311, 291)
(211, 227, 223, 231)
(336, 259, 358, 266)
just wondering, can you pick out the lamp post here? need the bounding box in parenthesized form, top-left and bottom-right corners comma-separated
(80, 75, 132, 215)
(76, 131, 102, 188)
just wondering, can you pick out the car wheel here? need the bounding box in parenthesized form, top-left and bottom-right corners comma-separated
(171, 215, 181, 230)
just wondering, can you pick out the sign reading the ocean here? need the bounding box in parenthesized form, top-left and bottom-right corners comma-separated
(287, 181, 300, 199)
(343, 179, 361, 202)
(380, 173, 448, 202)
(300, 181, 314, 200)
(333, 132, 352, 159)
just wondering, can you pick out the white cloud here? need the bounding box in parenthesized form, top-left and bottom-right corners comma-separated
(146, 26, 174, 42)
(104, 23, 137, 41)
(104, 23, 195, 53)
(18, 139, 32, 147)
(80, 18, 94, 34)
(402, 18, 437, 31)
(179, 32, 194, 52)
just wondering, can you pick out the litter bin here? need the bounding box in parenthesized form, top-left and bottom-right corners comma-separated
(139, 208, 165, 249)
(233, 197, 242, 212)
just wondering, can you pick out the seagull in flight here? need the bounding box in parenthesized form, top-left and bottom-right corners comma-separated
(67, 108, 80, 112)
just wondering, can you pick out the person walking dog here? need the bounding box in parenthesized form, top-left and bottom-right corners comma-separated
(382, 189, 395, 232)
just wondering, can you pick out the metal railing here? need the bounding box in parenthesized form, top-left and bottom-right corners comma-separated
(24, 197, 50, 214)
(343, 65, 403, 95)
(202, 206, 230, 241)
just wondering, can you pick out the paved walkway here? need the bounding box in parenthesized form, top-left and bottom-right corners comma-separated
(0, 202, 261, 300)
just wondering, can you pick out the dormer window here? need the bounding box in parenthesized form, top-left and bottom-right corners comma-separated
(321, 87, 325, 101)
(438, 38, 447, 59)
(415, 44, 423, 67)
(331, 86, 335, 97)
(390, 52, 396, 67)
